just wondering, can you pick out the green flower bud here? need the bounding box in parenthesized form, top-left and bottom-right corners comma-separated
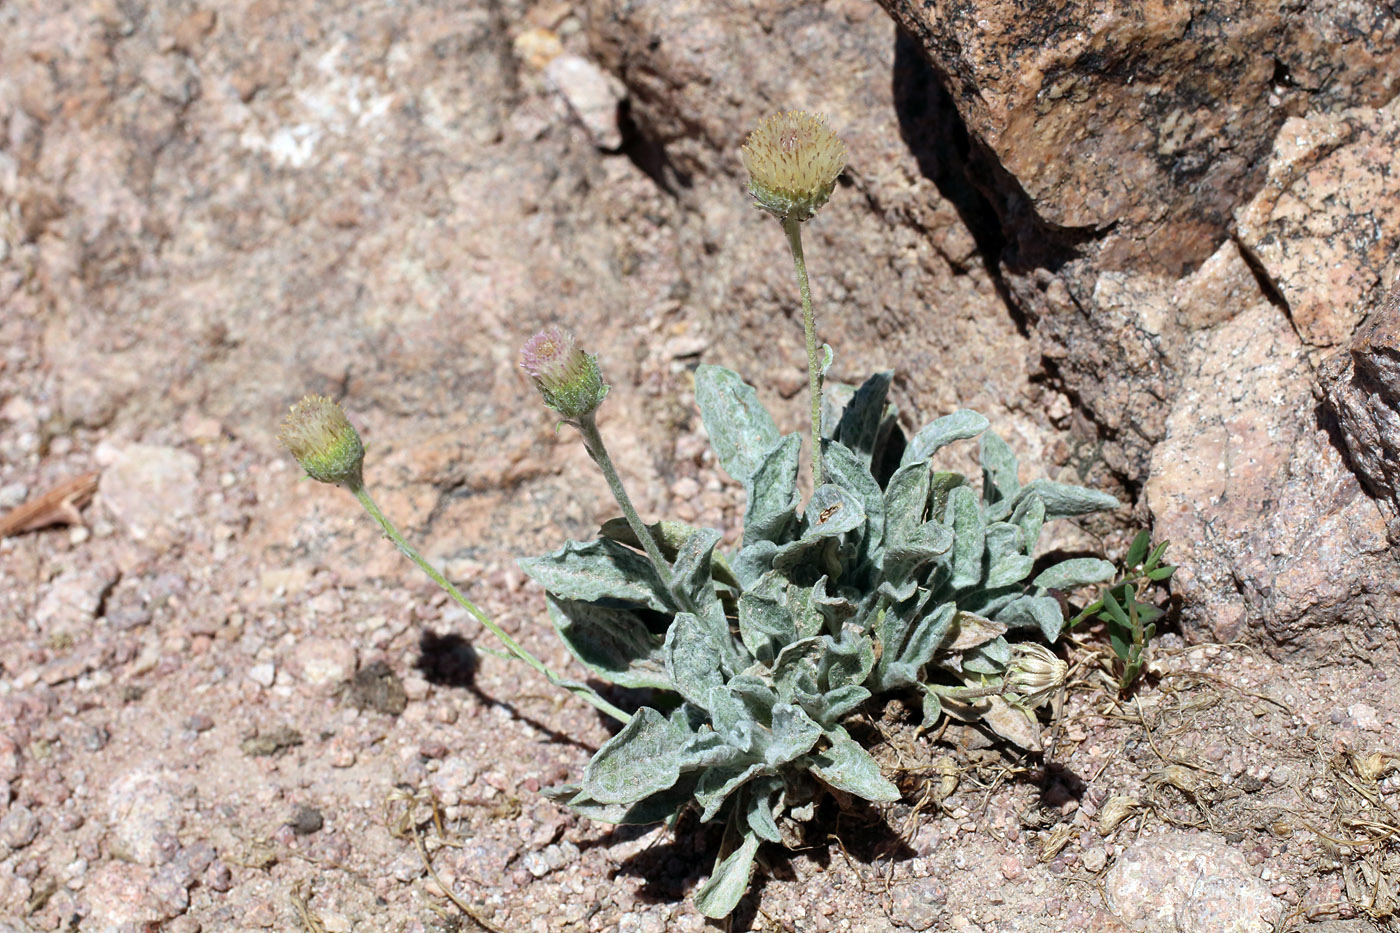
(1004, 643, 1067, 710)
(520, 327, 609, 420)
(741, 111, 847, 223)
(278, 395, 365, 488)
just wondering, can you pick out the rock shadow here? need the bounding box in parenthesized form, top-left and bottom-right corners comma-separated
(890, 30, 1106, 304)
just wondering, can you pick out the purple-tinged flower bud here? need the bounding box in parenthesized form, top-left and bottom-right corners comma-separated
(520, 327, 609, 420)
(741, 111, 847, 223)
(278, 395, 365, 488)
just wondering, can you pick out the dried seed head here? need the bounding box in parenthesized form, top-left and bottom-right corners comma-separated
(1148, 764, 1198, 794)
(1352, 751, 1390, 783)
(520, 327, 609, 420)
(278, 395, 365, 488)
(1004, 643, 1068, 710)
(1097, 795, 1141, 835)
(741, 111, 847, 223)
(934, 755, 959, 802)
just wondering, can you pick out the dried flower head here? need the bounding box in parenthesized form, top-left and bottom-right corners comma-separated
(279, 395, 365, 488)
(521, 327, 609, 421)
(1096, 795, 1141, 835)
(741, 111, 847, 223)
(1003, 643, 1067, 710)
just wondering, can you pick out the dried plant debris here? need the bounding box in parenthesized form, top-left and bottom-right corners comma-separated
(0, 470, 98, 537)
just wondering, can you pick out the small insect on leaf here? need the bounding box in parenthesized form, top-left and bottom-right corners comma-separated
(818, 503, 842, 524)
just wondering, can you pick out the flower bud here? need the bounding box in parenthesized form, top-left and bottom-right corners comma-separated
(278, 395, 365, 488)
(520, 327, 609, 420)
(741, 111, 847, 223)
(1003, 643, 1067, 710)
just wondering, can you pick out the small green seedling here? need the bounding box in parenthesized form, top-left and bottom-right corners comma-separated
(1068, 530, 1174, 691)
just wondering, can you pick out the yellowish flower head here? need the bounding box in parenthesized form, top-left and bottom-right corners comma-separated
(279, 395, 366, 488)
(741, 111, 847, 223)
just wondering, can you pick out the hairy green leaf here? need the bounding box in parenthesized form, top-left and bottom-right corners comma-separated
(694, 830, 761, 919)
(1033, 558, 1117, 591)
(695, 365, 780, 485)
(945, 485, 985, 591)
(995, 595, 1065, 642)
(809, 735, 899, 801)
(546, 597, 670, 690)
(743, 433, 802, 545)
(519, 538, 673, 611)
(582, 707, 685, 804)
(979, 431, 1020, 507)
(831, 371, 894, 466)
(902, 410, 989, 467)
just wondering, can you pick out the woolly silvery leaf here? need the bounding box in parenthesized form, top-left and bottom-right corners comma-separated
(929, 471, 969, 520)
(821, 439, 884, 567)
(996, 595, 1066, 642)
(743, 433, 802, 546)
(549, 779, 698, 825)
(746, 785, 783, 843)
(545, 597, 670, 690)
(726, 675, 779, 724)
(902, 409, 989, 466)
(962, 635, 1011, 674)
(802, 484, 866, 538)
(582, 707, 686, 804)
(895, 601, 958, 673)
(772, 637, 824, 700)
(599, 518, 742, 589)
(959, 585, 1021, 620)
(665, 611, 733, 707)
(695, 365, 780, 485)
(829, 371, 894, 467)
(944, 485, 985, 591)
(984, 522, 1034, 588)
(883, 461, 932, 540)
(991, 478, 1120, 523)
(694, 829, 761, 919)
(732, 540, 779, 590)
(671, 526, 729, 634)
(979, 431, 1020, 507)
(874, 599, 955, 691)
(1011, 494, 1047, 552)
(1033, 558, 1117, 591)
(818, 624, 876, 690)
(519, 539, 674, 611)
(697, 763, 764, 822)
(811, 684, 871, 727)
(762, 703, 825, 768)
(738, 590, 796, 665)
(809, 735, 900, 801)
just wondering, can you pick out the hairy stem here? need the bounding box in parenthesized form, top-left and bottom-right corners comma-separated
(575, 412, 677, 595)
(782, 214, 824, 489)
(352, 484, 631, 724)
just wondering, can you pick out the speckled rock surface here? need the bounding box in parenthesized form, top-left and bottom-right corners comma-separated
(1145, 292, 1396, 647)
(1104, 831, 1280, 933)
(1235, 98, 1400, 350)
(1319, 282, 1400, 509)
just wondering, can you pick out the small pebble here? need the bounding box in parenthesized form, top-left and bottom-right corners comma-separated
(248, 663, 276, 687)
(0, 805, 40, 849)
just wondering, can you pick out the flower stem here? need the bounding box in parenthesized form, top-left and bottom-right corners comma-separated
(575, 412, 676, 595)
(351, 483, 631, 725)
(782, 215, 824, 489)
